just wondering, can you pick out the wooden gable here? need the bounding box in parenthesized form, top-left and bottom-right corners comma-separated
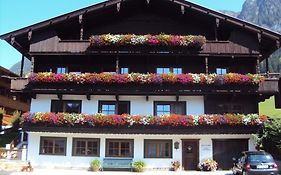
(1, 0, 280, 60)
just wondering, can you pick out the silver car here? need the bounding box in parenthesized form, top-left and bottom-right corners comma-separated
(232, 151, 279, 175)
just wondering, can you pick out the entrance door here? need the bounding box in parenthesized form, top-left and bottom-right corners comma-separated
(182, 140, 199, 170)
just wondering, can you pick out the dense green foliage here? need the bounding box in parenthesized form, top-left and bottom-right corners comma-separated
(258, 117, 281, 160)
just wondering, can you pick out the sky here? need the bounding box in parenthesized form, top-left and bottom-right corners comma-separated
(0, 0, 245, 70)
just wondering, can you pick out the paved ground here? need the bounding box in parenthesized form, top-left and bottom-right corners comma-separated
(2, 169, 233, 175)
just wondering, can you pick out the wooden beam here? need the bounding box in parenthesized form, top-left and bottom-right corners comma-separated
(20, 55, 25, 77)
(10, 36, 15, 45)
(181, 5, 185, 15)
(28, 30, 32, 41)
(146, 95, 149, 101)
(57, 94, 63, 100)
(277, 40, 280, 49)
(116, 2, 121, 12)
(265, 57, 269, 74)
(176, 95, 179, 102)
(86, 94, 91, 100)
(115, 95, 119, 102)
(257, 33, 262, 43)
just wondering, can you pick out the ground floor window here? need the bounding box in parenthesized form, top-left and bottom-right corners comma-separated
(72, 138, 100, 156)
(40, 137, 67, 155)
(144, 139, 172, 158)
(105, 139, 134, 157)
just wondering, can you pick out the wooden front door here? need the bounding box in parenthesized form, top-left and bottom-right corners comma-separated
(182, 140, 199, 170)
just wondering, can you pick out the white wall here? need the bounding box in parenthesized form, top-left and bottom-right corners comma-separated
(30, 95, 204, 115)
(27, 132, 254, 169)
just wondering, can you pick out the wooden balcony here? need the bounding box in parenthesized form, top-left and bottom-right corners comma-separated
(0, 95, 30, 112)
(30, 40, 259, 56)
(11, 77, 280, 96)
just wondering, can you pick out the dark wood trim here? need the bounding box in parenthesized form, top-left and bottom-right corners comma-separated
(105, 139, 134, 158)
(153, 101, 186, 115)
(39, 136, 67, 156)
(72, 138, 100, 157)
(20, 54, 25, 77)
(24, 125, 262, 135)
(144, 139, 172, 159)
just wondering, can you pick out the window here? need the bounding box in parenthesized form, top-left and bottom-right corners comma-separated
(154, 102, 186, 116)
(156, 68, 182, 74)
(40, 137, 67, 155)
(157, 68, 170, 74)
(57, 67, 68, 74)
(216, 104, 243, 114)
(120, 67, 129, 74)
(99, 101, 130, 115)
(106, 139, 134, 157)
(216, 68, 227, 75)
(144, 140, 172, 158)
(51, 100, 82, 113)
(72, 138, 100, 157)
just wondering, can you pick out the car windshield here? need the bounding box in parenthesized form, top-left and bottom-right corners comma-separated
(248, 154, 274, 163)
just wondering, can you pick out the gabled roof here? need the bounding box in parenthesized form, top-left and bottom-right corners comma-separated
(0, 0, 280, 56)
(1, 0, 281, 40)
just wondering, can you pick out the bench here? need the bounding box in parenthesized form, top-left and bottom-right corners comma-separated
(102, 158, 133, 171)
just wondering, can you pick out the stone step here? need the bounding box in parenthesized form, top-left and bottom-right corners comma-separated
(0, 160, 29, 171)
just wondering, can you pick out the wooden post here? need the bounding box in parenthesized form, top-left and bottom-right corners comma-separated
(265, 57, 269, 75)
(256, 56, 260, 74)
(215, 18, 219, 41)
(205, 57, 209, 74)
(31, 57, 35, 74)
(79, 14, 83, 40)
(20, 54, 25, 77)
(116, 56, 119, 73)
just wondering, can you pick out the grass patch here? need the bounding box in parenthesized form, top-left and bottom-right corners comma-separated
(259, 96, 281, 119)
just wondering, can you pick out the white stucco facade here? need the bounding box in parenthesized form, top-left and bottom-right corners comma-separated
(30, 95, 204, 115)
(27, 132, 256, 169)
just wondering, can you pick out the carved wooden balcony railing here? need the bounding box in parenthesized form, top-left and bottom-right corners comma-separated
(30, 40, 259, 56)
(11, 77, 280, 96)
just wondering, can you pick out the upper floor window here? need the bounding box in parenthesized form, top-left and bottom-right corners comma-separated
(57, 67, 68, 74)
(154, 102, 186, 116)
(156, 68, 182, 74)
(99, 101, 130, 115)
(216, 68, 227, 75)
(120, 67, 129, 74)
(51, 100, 82, 113)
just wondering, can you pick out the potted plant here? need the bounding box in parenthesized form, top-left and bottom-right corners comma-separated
(171, 161, 181, 171)
(90, 159, 101, 172)
(132, 160, 145, 172)
(198, 159, 218, 171)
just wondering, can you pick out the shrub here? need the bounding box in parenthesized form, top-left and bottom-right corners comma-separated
(90, 159, 101, 172)
(257, 117, 281, 160)
(132, 160, 145, 172)
(198, 159, 218, 171)
(11, 111, 21, 126)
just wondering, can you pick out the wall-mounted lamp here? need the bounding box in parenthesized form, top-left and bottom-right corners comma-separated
(174, 141, 180, 150)
(12, 95, 17, 101)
